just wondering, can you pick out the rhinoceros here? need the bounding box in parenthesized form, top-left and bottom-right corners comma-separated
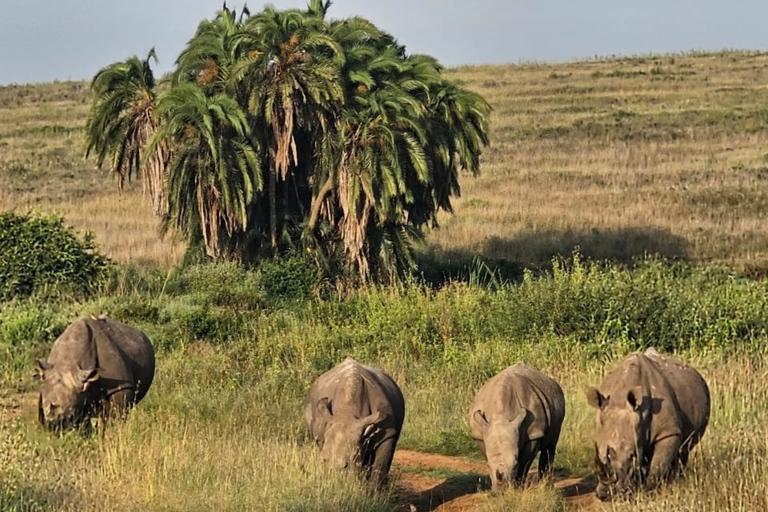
(469, 362, 565, 490)
(35, 315, 155, 431)
(586, 348, 710, 500)
(304, 357, 405, 483)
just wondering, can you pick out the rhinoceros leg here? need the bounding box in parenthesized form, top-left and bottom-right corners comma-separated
(103, 388, 136, 420)
(370, 431, 400, 485)
(538, 443, 557, 477)
(516, 439, 541, 483)
(647, 435, 682, 489)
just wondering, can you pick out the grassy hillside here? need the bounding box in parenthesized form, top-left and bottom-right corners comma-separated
(3, 50, 768, 273)
(3, 51, 768, 512)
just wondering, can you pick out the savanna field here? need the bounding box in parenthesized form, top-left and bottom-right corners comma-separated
(3, 50, 768, 511)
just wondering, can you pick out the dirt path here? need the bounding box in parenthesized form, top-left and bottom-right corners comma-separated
(393, 450, 598, 512)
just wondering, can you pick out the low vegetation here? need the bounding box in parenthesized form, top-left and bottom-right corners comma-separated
(2, 257, 768, 511)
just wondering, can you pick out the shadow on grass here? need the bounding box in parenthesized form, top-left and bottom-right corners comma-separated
(485, 226, 689, 268)
(559, 473, 597, 499)
(0, 480, 72, 512)
(419, 225, 690, 286)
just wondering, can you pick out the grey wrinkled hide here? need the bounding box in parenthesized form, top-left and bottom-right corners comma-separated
(586, 348, 710, 501)
(36, 316, 155, 431)
(303, 357, 405, 483)
(469, 363, 565, 490)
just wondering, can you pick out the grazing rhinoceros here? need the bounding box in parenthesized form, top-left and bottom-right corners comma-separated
(304, 357, 405, 483)
(469, 362, 565, 490)
(35, 315, 155, 431)
(586, 348, 710, 501)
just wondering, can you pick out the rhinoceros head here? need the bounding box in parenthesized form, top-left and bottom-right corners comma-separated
(587, 385, 650, 500)
(35, 359, 99, 431)
(473, 408, 532, 489)
(316, 397, 383, 470)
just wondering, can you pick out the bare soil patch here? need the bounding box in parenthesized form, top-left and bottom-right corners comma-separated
(394, 449, 598, 511)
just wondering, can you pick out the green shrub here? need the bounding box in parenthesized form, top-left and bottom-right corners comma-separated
(259, 257, 318, 301)
(161, 296, 251, 346)
(168, 262, 264, 310)
(105, 296, 161, 324)
(0, 303, 68, 380)
(0, 212, 110, 300)
(101, 264, 169, 297)
(0, 304, 67, 348)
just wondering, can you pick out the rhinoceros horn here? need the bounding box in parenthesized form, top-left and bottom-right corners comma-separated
(362, 410, 384, 437)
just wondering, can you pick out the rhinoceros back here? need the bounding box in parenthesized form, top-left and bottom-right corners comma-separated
(304, 357, 405, 437)
(643, 348, 710, 442)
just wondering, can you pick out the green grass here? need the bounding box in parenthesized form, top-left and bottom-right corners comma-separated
(2, 257, 768, 510)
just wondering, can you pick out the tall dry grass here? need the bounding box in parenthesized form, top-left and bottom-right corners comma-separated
(3, 344, 766, 512)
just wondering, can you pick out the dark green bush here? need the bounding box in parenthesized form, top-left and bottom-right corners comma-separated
(162, 296, 251, 346)
(0, 303, 68, 379)
(106, 296, 161, 324)
(0, 212, 110, 300)
(259, 257, 318, 301)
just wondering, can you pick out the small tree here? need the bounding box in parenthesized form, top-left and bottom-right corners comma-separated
(84, 2, 491, 282)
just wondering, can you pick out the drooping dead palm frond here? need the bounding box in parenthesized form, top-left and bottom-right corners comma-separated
(146, 83, 262, 259)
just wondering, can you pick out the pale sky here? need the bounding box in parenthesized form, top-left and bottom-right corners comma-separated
(2, 0, 768, 85)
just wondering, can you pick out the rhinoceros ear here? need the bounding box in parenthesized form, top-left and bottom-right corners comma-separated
(317, 397, 333, 421)
(77, 366, 100, 392)
(34, 359, 52, 380)
(510, 408, 531, 433)
(586, 386, 608, 409)
(473, 410, 489, 428)
(626, 386, 648, 412)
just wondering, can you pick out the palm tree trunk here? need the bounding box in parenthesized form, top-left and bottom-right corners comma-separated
(269, 163, 278, 256)
(308, 174, 334, 231)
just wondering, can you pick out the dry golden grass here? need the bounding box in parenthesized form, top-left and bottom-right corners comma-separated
(3, 345, 765, 512)
(433, 51, 768, 275)
(0, 82, 185, 268)
(3, 51, 768, 273)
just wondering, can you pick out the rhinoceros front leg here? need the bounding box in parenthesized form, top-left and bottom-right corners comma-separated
(538, 442, 557, 477)
(646, 435, 682, 489)
(370, 429, 400, 485)
(516, 439, 541, 484)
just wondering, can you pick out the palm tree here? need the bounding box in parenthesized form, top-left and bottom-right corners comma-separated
(230, 5, 345, 255)
(313, 42, 491, 280)
(84, 48, 166, 215)
(398, 62, 491, 232)
(145, 82, 261, 259)
(84, 3, 491, 278)
(172, 4, 251, 94)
